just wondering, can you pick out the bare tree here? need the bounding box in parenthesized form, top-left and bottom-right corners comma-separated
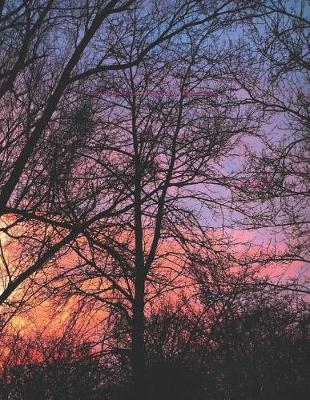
(2, 2, 308, 399)
(41, 7, 266, 396)
(230, 0, 309, 267)
(0, 0, 253, 309)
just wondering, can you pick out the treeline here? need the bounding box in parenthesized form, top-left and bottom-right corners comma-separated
(1, 288, 309, 399)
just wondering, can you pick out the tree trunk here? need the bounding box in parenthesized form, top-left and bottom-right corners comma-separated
(132, 273, 146, 399)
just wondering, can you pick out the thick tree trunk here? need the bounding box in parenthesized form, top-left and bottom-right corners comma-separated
(132, 273, 146, 399)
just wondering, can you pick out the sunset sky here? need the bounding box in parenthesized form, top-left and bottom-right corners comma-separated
(0, 1, 309, 399)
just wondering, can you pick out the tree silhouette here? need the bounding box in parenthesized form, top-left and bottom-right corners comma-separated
(0, 1, 309, 399)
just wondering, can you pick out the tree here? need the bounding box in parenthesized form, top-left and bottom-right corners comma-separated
(1, 2, 308, 399)
(0, 0, 246, 307)
(42, 6, 266, 396)
(231, 0, 310, 268)
(0, 329, 108, 400)
(1, 1, 264, 396)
